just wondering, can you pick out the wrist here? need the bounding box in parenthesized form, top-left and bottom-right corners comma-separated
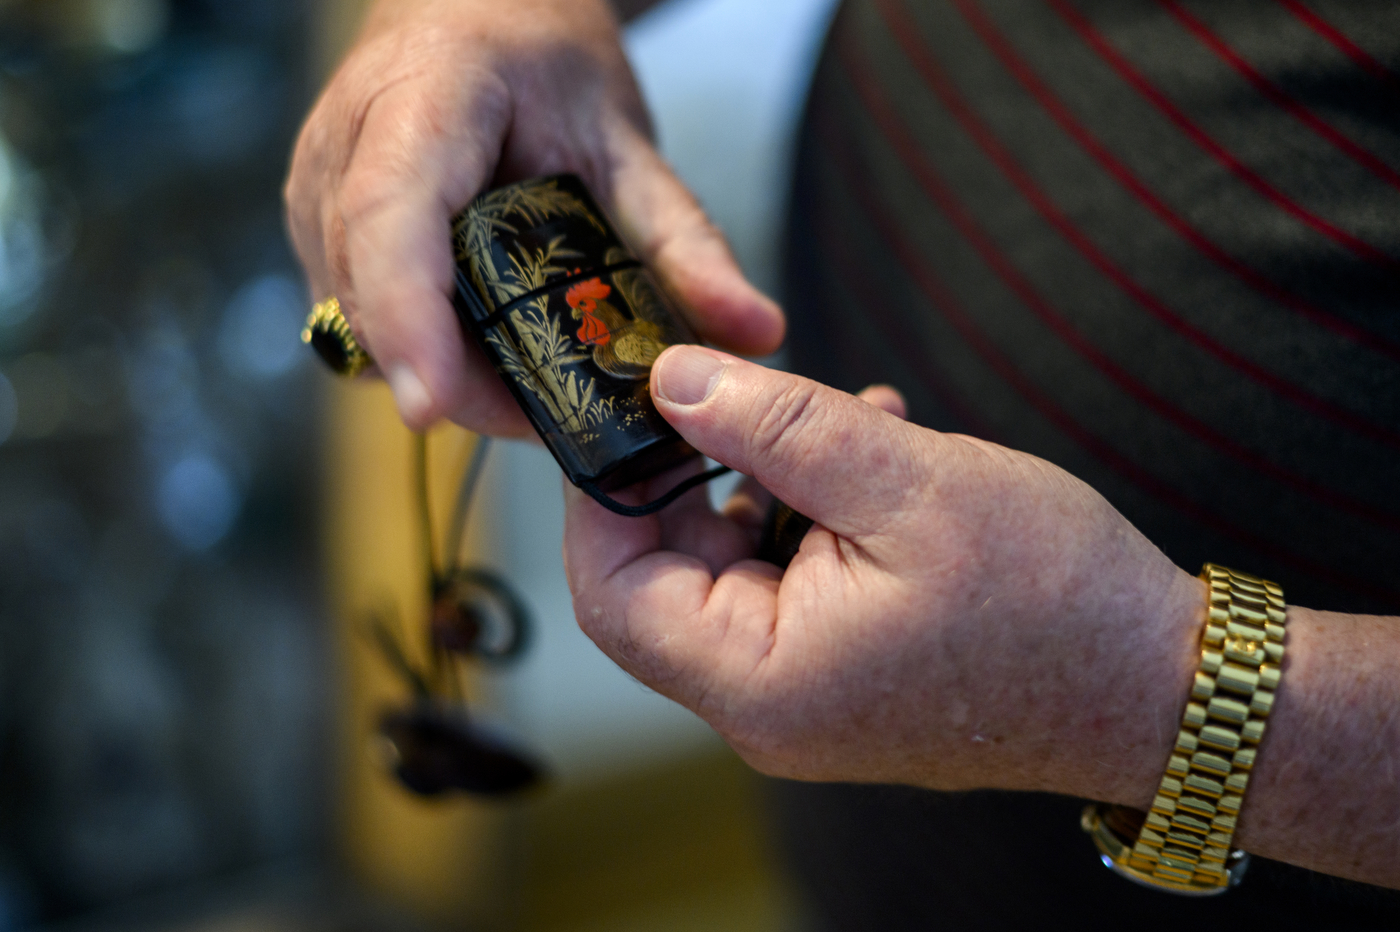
(1072, 563, 1207, 808)
(946, 550, 1207, 803)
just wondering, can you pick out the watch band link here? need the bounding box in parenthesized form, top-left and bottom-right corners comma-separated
(1084, 563, 1287, 895)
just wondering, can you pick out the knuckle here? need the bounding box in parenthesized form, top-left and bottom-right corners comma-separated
(648, 203, 728, 270)
(283, 144, 321, 223)
(322, 212, 352, 289)
(336, 169, 398, 228)
(572, 597, 610, 644)
(335, 74, 509, 226)
(747, 380, 822, 469)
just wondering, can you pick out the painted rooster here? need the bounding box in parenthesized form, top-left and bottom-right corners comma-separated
(565, 277, 667, 380)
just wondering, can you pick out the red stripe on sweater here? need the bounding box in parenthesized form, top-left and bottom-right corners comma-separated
(1159, 0, 1400, 194)
(1046, 0, 1400, 274)
(817, 208, 1002, 443)
(836, 33, 1400, 529)
(946, 0, 1400, 365)
(1274, 0, 1400, 100)
(875, 0, 1400, 450)
(814, 122, 1400, 603)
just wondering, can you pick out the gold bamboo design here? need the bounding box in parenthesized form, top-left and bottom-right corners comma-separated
(483, 237, 616, 434)
(454, 178, 605, 311)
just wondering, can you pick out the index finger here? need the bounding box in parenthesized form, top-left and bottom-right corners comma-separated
(334, 76, 531, 433)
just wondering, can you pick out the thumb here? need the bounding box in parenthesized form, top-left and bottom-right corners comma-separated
(650, 346, 920, 535)
(608, 138, 786, 355)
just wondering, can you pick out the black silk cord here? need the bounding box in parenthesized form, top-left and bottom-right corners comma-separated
(578, 465, 732, 517)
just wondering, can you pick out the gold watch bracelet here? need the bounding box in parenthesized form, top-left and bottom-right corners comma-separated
(1084, 563, 1287, 895)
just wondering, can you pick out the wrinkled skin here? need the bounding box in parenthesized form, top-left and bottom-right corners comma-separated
(561, 346, 1400, 890)
(286, 1, 1400, 892)
(284, 0, 783, 432)
(565, 347, 1205, 805)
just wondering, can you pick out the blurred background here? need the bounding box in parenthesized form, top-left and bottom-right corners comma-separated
(0, 0, 838, 929)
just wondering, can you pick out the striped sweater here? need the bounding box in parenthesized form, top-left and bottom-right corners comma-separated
(777, 0, 1400, 925)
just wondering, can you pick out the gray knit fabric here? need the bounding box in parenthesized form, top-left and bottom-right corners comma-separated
(777, 0, 1400, 926)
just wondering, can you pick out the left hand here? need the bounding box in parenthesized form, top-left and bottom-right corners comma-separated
(283, 0, 782, 434)
(563, 346, 1206, 805)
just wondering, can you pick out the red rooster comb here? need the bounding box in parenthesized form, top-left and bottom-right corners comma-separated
(565, 277, 612, 308)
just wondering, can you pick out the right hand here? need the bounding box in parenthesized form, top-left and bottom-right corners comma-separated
(285, 0, 785, 434)
(563, 347, 1202, 801)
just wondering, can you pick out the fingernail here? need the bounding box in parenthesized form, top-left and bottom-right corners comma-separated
(655, 347, 725, 406)
(387, 363, 433, 424)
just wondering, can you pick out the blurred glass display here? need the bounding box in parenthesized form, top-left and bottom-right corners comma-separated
(0, 1, 328, 926)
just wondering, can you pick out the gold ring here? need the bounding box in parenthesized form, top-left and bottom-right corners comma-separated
(302, 296, 372, 377)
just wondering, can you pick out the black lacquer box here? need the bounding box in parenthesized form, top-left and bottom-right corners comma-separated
(451, 174, 699, 493)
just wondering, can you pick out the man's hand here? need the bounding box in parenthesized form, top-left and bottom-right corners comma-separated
(564, 346, 1400, 890)
(564, 345, 1205, 804)
(284, 0, 783, 433)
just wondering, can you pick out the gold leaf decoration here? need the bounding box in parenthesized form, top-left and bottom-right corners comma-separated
(486, 295, 614, 434)
(454, 178, 604, 310)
